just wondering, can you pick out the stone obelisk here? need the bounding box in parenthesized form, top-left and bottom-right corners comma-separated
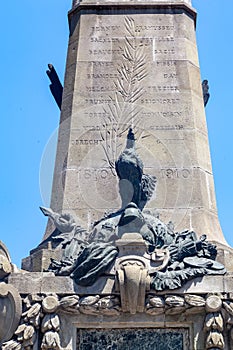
(47, 0, 227, 246)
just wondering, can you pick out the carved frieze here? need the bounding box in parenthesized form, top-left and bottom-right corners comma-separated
(72, 292, 233, 350)
(3, 290, 233, 349)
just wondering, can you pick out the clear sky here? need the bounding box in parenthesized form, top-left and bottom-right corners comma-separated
(1, 1, 233, 266)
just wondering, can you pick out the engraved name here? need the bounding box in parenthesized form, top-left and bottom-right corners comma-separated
(141, 98, 180, 104)
(82, 124, 128, 132)
(89, 49, 123, 55)
(87, 73, 120, 79)
(82, 126, 101, 131)
(88, 62, 114, 67)
(86, 86, 115, 92)
(139, 37, 175, 46)
(85, 98, 112, 105)
(142, 111, 182, 118)
(157, 138, 184, 144)
(154, 49, 175, 55)
(149, 125, 184, 131)
(135, 25, 175, 31)
(84, 112, 111, 118)
(154, 36, 174, 42)
(90, 37, 120, 43)
(148, 86, 179, 92)
(156, 61, 177, 66)
(71, 139, 103, 145)
(91, 25, 121, 32)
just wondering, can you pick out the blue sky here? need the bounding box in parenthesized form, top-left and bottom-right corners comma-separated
(1, 1, 233, 266)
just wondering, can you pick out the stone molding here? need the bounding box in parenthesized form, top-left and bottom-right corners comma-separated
(69, 2, 196, 26)
(68, 0, 197, 49)
(71, 0, 195, 12)
(3, 289, 233, 349)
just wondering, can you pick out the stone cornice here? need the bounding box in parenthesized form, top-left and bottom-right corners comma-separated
(68, 1, 197, 29)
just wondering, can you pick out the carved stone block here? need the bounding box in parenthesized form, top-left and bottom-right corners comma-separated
(0, 283, 22, 346)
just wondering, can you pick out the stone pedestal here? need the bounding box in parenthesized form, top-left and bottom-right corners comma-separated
(3, 272, 233, 349)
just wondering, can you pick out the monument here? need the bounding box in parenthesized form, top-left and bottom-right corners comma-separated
(47, 0, 225, 245)
(1, 0, 233, 349)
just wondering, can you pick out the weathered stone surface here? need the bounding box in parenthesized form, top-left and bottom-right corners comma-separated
(0, 283, 22, 346)
(8, 273, 43, 294)
(205, 295, 222, 313)
(205, 312, 224, 349)
(4, 283, 233, 349)
(223, 273, 233, 293)
(215, 244, 233, 272)
(0, 241, 13, 279)
(42, 295, 59, 313)
(22, 248, 62, 272)
(0, 255, 12, 279)
(44, 0, 226, 249)
(173, 275, 225, 294)
(7, 272, 230, 296)
(184, 294, 205, 307)
(3, 1, 233, 350)
(41, 275, 75, 295)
